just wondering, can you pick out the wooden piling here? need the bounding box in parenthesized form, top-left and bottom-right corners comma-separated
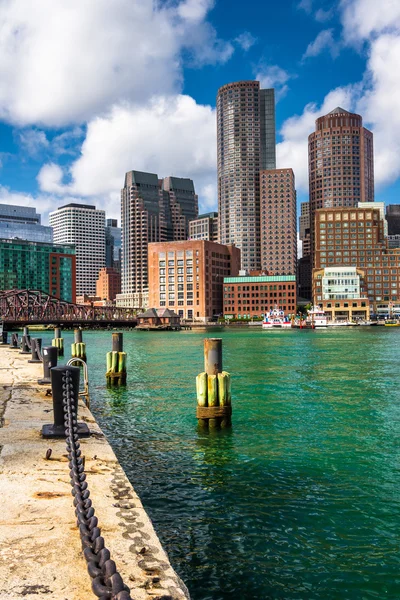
(71, 328, 86, 363)
(106, 332, 126, 384)
(196, 338, 232, 429)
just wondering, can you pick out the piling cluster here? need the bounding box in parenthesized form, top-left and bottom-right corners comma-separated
(106, 332, 127, 384)
(196, 338, 232, 429)
(71, 329, 87, 364)
(52, 328, 64, 357)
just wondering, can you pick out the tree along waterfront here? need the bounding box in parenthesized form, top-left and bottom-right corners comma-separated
(36, 327, 400, 600)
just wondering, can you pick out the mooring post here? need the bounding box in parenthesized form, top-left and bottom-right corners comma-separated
(1, 331, 8, 345)
(71, 328, 86, 364)
(52, 327, 64, 357)
(106, 332, 127, 384)
(38, 346, 58, 385)
(28, 338, 42, 363)
(41, 365, 90, 438)
(196, 338, 232, 430)
(9, 332, 19, 349)
(20, 326, 31, 354)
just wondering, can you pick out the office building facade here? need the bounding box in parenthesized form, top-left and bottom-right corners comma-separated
(119, 170, 198, 308)
(189, 212, 219, 242)
(105, 219, 122, 271)
(223, 274, 297, 318)
(96, 267, 121, 302)
(313, 205, 400, 315)
(148, 240, 240, 321)
(386, 205, 400, 236)
(260, 168, 297, 275)
(49, 203, 105, 296)
(217, 81, 276, 271)
(0, 204, 52, 243)
(0, 238, 76, 301)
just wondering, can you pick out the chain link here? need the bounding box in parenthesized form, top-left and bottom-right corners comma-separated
(62, 370, 132, 599)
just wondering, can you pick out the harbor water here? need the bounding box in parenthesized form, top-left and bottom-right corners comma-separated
(39, 327, 400, 599)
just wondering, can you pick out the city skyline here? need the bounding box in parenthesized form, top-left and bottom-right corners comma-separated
(0, 0, 399, 224)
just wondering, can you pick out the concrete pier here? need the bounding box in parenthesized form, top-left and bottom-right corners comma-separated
(0, 346, 189, 600)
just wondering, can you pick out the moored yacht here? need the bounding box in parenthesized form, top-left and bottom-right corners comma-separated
(306, 305, 328, 328)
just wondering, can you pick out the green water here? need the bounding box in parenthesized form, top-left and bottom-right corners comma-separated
(40, 327, 400, 599)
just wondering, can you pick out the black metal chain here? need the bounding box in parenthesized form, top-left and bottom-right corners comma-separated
(62, 370, 132, 600)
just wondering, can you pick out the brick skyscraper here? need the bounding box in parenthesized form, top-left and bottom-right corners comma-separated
(308, 107, 374, 257)
(217, 81, 276, 271)
(260, 168, 297, 275)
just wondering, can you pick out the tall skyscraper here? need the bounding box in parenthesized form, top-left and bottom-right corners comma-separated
(105, 218, 122, 271)
(49, 203, 105, 296)
(217, 81, 276, 271)
(119, 170, 198, 308)
(0, 204, 53, 243)
(386, 205, 400, 236)
(260, 168, 297, 275)
(299, 202, 311, 258)
(308, 107, 374, 257)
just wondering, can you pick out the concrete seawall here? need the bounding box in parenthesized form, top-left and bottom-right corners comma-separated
(0, 346, 190, 600)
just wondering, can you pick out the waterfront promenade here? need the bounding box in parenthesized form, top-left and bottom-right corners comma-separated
(0, 346, 189, 600)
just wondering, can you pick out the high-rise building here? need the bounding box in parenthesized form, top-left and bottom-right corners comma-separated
(217, 81, 276, 271)
(105, 218, 122, 271)
(96, 267, 121, 302)
(0, 204, 53, 243)
(148, 239, 240, 321)
(260, 168, 297, 275)
(0, 238, 76, 301)
(162, 177, 198, 240)
(308, 107, 374, 258)
(386, 205, 400, 236)
(299, 202, 311, 258)
(119, 170, 198, 309)
(189, 212, 219, 242)
(49, 203, 105, 296)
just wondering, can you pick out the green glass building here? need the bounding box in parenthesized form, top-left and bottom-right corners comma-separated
(0, 239, 76, 302)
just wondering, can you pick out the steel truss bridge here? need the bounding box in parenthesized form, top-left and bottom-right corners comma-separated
(0, 290, 137, 328)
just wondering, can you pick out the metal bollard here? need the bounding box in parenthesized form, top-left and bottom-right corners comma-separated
(28, 338, 42, 363)
(41, 366, 90, 438)
(38, 346, 58, 385)
(74, 328, 82, 344)
(9, 333, 19, 348)
(20, 327, 31, 354)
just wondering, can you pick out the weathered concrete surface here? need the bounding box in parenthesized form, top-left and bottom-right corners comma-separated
(0, 346, 190, 600)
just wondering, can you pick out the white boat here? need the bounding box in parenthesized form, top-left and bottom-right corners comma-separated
(306, 305, 328, 328)
(262, 307, 292, 329)
(327, 320, 351, 327)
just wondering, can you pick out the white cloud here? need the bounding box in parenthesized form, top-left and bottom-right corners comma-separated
(0, 185, 85, 221)
(341, 0, 400, 44)
(255, 65, 292, 99)
(235, 32, 257, 51)
(38, 95, 218, 214)
(17, 129, 49, 158)
(277, 86, 356, 191)
(302, 29, 340, 59)
(298, 0, 313, 13)
(315, 7, 334, 22)
(0, 0, 232, 127)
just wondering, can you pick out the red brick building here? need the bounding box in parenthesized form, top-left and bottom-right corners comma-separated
(260, 168, 297, 275)
(96, 267, 121, 302)
(148, 240, 240, 321)
(223, 273, 297, 318)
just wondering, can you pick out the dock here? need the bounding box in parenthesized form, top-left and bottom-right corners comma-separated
(0, 346, 189, 600)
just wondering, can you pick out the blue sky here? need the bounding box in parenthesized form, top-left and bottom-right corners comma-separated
(0, 0, 399, 223)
